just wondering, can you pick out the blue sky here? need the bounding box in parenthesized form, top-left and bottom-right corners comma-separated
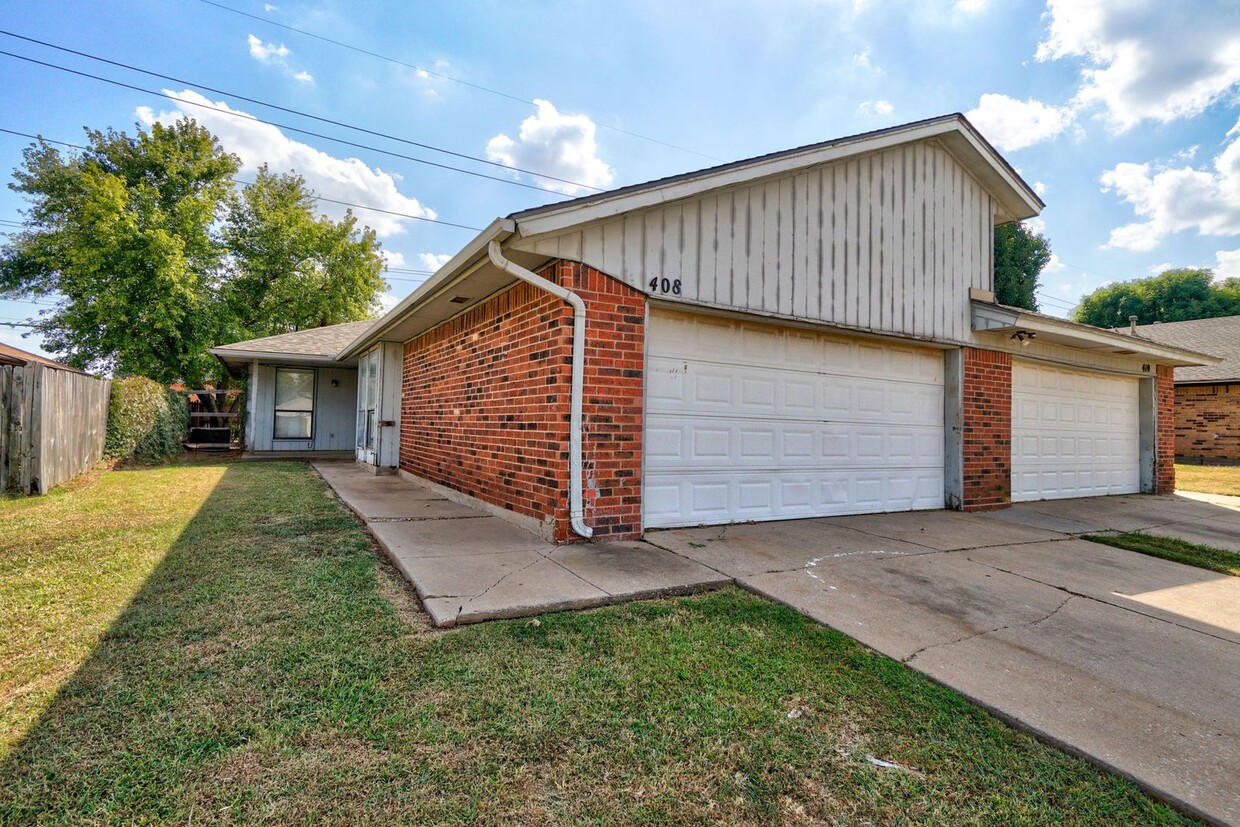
(4, 0, 1240, 357)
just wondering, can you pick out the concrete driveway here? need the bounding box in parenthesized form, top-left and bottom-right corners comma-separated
(647, 495, 1240, 826)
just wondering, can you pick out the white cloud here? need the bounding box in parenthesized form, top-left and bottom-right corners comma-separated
(485, 99, 614, 195)
(1037, 0, 1240, 131)
(852, 47, 883, 75)
(1044, 253, 1066, 273)
(965, 93, 1074, 151)
(292, 70, 314, 84)
(418, 253, 452, 272)
(379, 250, 406, 268)
(247, 34, 289, 63)
(379, 293, 401, 311)
(857, 99, 894, 117)
(956, 0, 988, 12)
(136, 90, 435, 238)
(1148, 261, 1172, 275)
(1216, 249, 1240, 278)
(1034, 180, 1047, 195)
(1024, 217, 1047, 235)
(263, 3, 278, 11)
(1099, 121, 1240, 250)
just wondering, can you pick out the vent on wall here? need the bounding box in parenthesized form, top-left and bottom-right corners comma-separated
(449, 295, 471, 304)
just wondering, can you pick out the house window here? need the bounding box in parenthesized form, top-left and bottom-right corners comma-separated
(274, 368, 315, 439)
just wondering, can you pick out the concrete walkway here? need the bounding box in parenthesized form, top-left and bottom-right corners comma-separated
(313, 462, 728, 627)
(648, 495, 1240, 827)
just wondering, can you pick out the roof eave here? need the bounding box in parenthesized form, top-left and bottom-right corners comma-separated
(336, 217, 515, 360)
(971, 301, 1222, 366)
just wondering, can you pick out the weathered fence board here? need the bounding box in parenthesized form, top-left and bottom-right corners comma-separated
(0, 363, 111, 495)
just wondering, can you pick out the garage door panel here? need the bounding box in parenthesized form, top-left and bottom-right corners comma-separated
(1011, 361, 1140, 502)
(644, 468, 945, 527)
(645, 311, 945, 528)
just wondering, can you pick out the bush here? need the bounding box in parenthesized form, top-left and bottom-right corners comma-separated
(105, 377, 187, 463)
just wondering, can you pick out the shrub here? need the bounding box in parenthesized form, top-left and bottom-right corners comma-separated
(105, 377, 187, 463)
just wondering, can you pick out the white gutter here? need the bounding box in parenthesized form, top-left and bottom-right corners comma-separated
(487, 240, 594, 540)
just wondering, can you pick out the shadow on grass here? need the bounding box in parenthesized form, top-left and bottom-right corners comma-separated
(0, 462, 1198, 825)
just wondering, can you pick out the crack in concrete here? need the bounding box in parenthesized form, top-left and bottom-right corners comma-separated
(451, 555, 546, 623)
(965, 556, 1240, 646)
(901, 595, 1076, 664)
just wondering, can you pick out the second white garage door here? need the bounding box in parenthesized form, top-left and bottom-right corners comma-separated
(1011, 361, 1140, 502)
(643, 310, 945, 529)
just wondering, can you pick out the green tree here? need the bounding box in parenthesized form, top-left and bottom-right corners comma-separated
(221, 166, 386, 340)
(1073, 268, 1240, 328)
(993, 221, 1051, 311)
(0, 120, 239, 385)
(0, 120, 389, 385)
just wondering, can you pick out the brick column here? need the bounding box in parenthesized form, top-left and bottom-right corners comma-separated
(961, 347, 1012, 511)
(1155, 365, 1175, 494)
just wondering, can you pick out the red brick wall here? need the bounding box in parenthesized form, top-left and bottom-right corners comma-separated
(400, 260, 645, 543)
(1155, 366, 1176, 493)
(961, 347, 1012, 511)
(1174, 383, 1240, 461)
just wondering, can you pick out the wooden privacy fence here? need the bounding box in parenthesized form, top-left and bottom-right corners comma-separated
(0, 363, 111, 494)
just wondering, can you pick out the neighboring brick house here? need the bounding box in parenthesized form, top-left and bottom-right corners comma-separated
(1133, 316, 1240, 462)
(228, 113, 1211, 544)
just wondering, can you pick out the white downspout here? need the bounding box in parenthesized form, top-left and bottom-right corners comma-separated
(487, 241, 594, 539)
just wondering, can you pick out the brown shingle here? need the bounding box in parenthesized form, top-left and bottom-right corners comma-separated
(1134, 316, 1240, 383)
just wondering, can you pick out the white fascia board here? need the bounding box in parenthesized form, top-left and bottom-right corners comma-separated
(336, 218, 515, 360)
(513, 117, 1042, 239)
(207, 348, 345, 365)
(971, 301, 1220, 366)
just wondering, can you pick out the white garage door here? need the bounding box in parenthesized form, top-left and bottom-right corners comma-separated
(643, 311, 945, 529)
(1011, 361, 1140, 502)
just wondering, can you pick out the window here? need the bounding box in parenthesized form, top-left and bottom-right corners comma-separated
(274, 368, 315, 439)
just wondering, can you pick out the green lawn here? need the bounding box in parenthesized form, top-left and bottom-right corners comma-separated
(0, 462, 1195, 825)
(1176, 463, 1240, 497)
(1083, 533, 1240, 577)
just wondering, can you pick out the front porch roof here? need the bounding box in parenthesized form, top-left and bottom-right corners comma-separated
(209, 320, 373, 377)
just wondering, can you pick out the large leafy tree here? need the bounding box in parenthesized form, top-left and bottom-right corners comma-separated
(993, 221, 1051, 311)
(0, 119, 388, 385)
(1073, 268, 1240, 328)
(221, 166, 385, 341)
(0, 120, 239, 385)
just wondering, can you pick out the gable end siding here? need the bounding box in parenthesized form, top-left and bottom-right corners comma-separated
(512, 141, 994, 344)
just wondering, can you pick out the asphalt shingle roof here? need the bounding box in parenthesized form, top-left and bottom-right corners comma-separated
(213, 320, 373, 358)
(1133, 315, 1240, 383)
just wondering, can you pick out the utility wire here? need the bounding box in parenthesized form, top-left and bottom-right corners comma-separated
(195, 0, 722, 163)
(0, 30, 602, 193)
(0, 127, 483, 231)
(0, 49, 563, 194)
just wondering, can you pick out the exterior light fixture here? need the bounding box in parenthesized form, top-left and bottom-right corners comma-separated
(1010, 330, 1037, 346)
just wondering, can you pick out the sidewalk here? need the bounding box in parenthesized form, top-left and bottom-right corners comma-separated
(312, 462, 728, 627)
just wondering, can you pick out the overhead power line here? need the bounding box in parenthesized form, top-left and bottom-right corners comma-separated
(0, 49, 562, 194)
(0, 30, 601, 193)
(0, 127, 483, 232)
(195, 0, 722, 163)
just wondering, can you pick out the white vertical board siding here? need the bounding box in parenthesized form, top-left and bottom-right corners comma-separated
(644, 310, 945, 529)
(1011, 361, 1140, 502)
(516, 142, 994, 344)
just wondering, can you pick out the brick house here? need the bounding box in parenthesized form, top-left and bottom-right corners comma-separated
(1132, 316, 1240, 462)
(228, 114, 1213, 543)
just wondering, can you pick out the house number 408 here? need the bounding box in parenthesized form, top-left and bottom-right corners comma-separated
(649, 277, 682, 295)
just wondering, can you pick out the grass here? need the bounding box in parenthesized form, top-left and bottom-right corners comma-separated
(0, 462, 1196, 825)
(1083, 532, 1240, 577)
(1176, 462, 1240, 496)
